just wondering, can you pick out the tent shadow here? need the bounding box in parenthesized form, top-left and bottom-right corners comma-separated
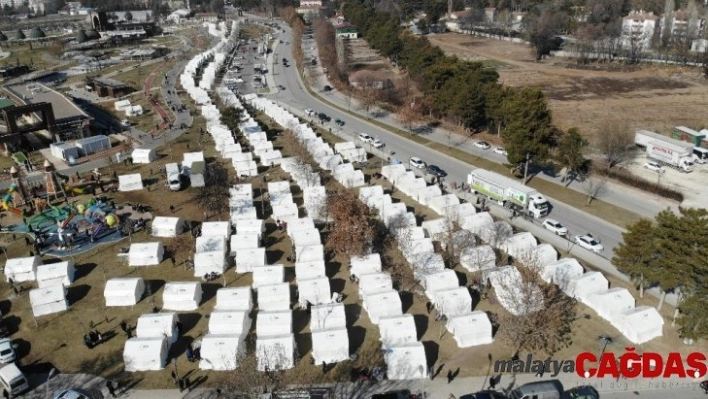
(292, 308, 310, 334)
(455, 270, 468, 286)
(348, 326, 366, 354)
(422, 341, 439, 369)
(0, 298, 11, 315)
(144, 279, 166, 298)
(295, 332, 312, 359)
(329, 278, 346, 295)
(73, 262, 97, 281)
(201, 283, 220, 304)
(413, 314, 429, 340)
(400, 291, 414, 313)
(343, 303, 362, 326)
(266, 249, 284, 264)
(325, 260, 342, 279)
(168, 335, 194, 363)
(178, 312, 202, 335)
(67, 284, 91, 305)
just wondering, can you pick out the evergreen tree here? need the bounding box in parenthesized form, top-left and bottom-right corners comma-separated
(556, 127, 589, 185)
(612, 218, 657, 298)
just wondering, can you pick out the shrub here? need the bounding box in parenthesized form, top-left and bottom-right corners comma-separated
(595, 168, 683, 202)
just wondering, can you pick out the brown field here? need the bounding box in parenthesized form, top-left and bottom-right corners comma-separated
(428, 33, 708, 139)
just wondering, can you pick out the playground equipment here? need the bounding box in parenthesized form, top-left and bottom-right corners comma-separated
(2, 184, 23, 215)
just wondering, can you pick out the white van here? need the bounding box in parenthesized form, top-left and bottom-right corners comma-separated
(0, 363, 29, 396)
(510, 380, 564, 399)
(165, 163, 182, 191)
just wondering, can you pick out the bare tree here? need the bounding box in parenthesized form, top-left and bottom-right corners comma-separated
(344, 86, 354, 111)
(325, 188, 377, 257)
(358, 83, 379, 119)
(594, 120, 634, 169)
(396, 100, 423, 135)
(193, 162, 230, 220)
(497, 10, 514, 38)
(483, 221, 513, 250)
(582, 175, 609, 205)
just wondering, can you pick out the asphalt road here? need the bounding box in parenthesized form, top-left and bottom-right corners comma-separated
(258, 22, 625, 259)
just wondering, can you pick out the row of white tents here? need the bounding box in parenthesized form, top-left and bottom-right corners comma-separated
(4, 256, 74, 318)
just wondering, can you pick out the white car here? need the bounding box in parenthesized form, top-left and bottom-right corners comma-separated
(644, 161, 665, 173)
(120, 120, 131, 127)
(409, 157, 426, 169)
(474, 141, 491, 150)
(305, 109, 315, 117)
(575, 234, 604, 253)
(543, 219, 568, 236)
(494, 147, 508, 156)
(358, 133, 373, 143)
(0, 338, 16, 364)
(371, 138, 385, 148)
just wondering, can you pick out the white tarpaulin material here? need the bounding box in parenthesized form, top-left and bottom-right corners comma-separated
(235, 219, 265, 237)
(428, 195, 460, 216)
(162, 282, 203, 311)
(4, 255, 42, 282)
(422, 270, 458, 295)
(118, 174, 144, 192)
(215, 287, 252, 311)
(194, 251, 227, 276)
(384, 343, 427, 380)
(501, 232, 537, 260)
(541, 258, 584, 290)
(523, 243, 558, 267)
(587, 288, 635, 321)
(486, 266, 543, 316)
(253, 265, 285, 289)
(136, 313, 179, 344)
(451, 203, 477, 222)
(124, 337, 168, 371)
(358, 273, 393, 296)
(256, 334, 295, 371)
(257, 310, 292, 337)
(446, 311, 494, 348)
(30, 284, 68, 317)
(459, 245, 496, 273)
(36, 261, 75, 288)
(620, 306, 664, 344)
(230, 233, 260, 256)
(291, 229, 321, 248)
(199, 334, 246, 370)
(298, 277, 331, 307)
(104, 277, 145, 307)
(151, 217, 184, 237)
(379, 314, 417, 346)
(296, 245, 324, 263)
(432, 287, 472, 317)
(235, 247, 266, 273)
(257, 283, 291, 311)
(350, 253, 382, 277)
(197, 231, 228, 256)
(295, 261, 326, 281)
(310, 303, 346, 331)
(132, 148, 157, 164)
(128, 242, 164, 266)
(566, 272, 609, 303)
(362, 290, 403, 324)
(311, 328, 350, 364)
(201, 222, 231, 239)
(421, 218, 451, 242)
(460, 212, 494, 235)
(209, 310, 251, 335)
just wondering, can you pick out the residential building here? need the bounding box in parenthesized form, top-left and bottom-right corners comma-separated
(348, 70, 394, 90)
(92, 77, 132, 98)
(28, 0, 56, 14)
(335, 23, 358, 39)
(691, 38, 708, 52)
(660, 9, 705, 41)
(484, 7, 497, 23)
(296, 4, 324, 21)
(621, 10, 659, 49)
(299, 0, 322, 6)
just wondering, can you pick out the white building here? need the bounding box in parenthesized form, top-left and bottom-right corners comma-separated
(621, 10, 660, 49)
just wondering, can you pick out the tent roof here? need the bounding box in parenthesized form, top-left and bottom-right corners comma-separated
(384, 342, 427, 380)
(215, 287, 252, 311)
(196, 236, 227, 253)
(5, 255, 42, 271)
(257, 283, 291, 311)
(459, 245, 496, 273)
(253, 265, 285, 287)
(152, 216, 182, 229)
(294, 260, 326, 280)
(433, 287, 472, 317)
(29, 284, 66, 306)
(130, 242, 163, 254)
(163, 282, 201, 298)
(379, 314, 417, 346)
(350, 253, 382, 276)
(423, 270, 458, 292)
(209, 310, 249, 335)
(298, 277, 331, 305)
(36, 261, 73, 280)
(358, 273, 393, 296)
(201, 221, 231, 238)
(256, 310, 292, 336)
(310, 303, 346, 331)
(105, 277, 143, 295)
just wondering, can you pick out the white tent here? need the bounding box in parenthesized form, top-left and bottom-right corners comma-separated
(311, 328, 350, 364)
(215, 287, 252, 311)
(4, 255, 42, 282)
(235, 219, 266, 237)
(295, 261, 326, 281)
(151, 217, 184, 237)
(432, 287, 472, 317)
(199, 334, 246, 370)
(104, 277, 145, 307)
(566, 272, 609, 303)
(298, 277, 331, 307)
(379, 314, 417, 346)
(620, 306, 664, 344)
(209, 310, 251, 335)
(422, 270, 458, 294)
(486, 266, 543, 316)
(359, 185, 384, 203)
(481, 221, 513, 248)
(128, 242, 164, 267)
(256, 334, 295, 371)
(296, 245, 324, 263)
(451, 203, 477, 223)
(541, 258, 584, 290)
(285, 217, 315, 234)
(362, 290, 403, 324)
(500, 232, 537, 259)
(428, 194, 460, 216)
(460, 212, 494, 235)
(162, 282, 203, 311)
(132, 148, 157, 164)
(257, 283, 291, 311)
(230, 233, 260, 256)
(118, 174, 144, 192)
(253, 265, 285, 289)
(201, 221, 231, 239)
(29, 284, 68, 317)
(522, 243, 558, 268)
(358, 273, 393, 296)
(182, 152, 205, 175)
(409, 252, 446, 280)
(446, 311, 494, 347)
(384, 343, 428, 380)
(459, 245, 496, 273)
(421, 218, 451, 242)
(124, 337, 169, 372)
(257, 310, 292, 336)
(310, 303, 346, 331)
(587, 288, 635, 321)
(36, 261, 75, 288)
(136, 313, 179, 344)
(381, 164, 406, 181)
(235, 247, 267, 273)
(194, 251, 227, 276)
(291, 229, 321, 248)
(350, 253, 382, 277)
(196, 236, 228, 254)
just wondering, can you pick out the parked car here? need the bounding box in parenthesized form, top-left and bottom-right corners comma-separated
(358, 133, 373, 143)
(323, 85, 333, 92)
(371, 138, 385, 148)
(494, 147, 508, 155)
(120, 120, 131, 127)
(474, 141, 491, 150)
(0, 338, 16, 364)
(564, 386, 599, 399)
(460, 391, 508, 399)
(282, 58, 287, 63)
(335, 118, 345, 126)
(543, 219, 568, 236)
(644, 161, 665, 173)
(427, 165, 447, 177)
(370, 390, 411, 399)
(305, 109, 315, 117)
(52, 390, 88, 399)
(317, 113, 331, 122)
(409, 157, 426, 169)
(574, 234, 604, 253)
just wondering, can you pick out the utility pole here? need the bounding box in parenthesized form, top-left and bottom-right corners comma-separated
(523, 152, 530, 184)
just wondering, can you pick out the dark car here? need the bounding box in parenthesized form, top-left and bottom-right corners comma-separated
(370, 390, 411, 399)
(335, 118, 344, 126)
(460, 391, 508, 399)
(318, 113, 331, 122)
(427, 165, 447, 177)
(564, 386, 599, 399)
(282, 58, 287, 63)
(323, 85, 333, 92)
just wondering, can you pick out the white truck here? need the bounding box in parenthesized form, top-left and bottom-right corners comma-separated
(467, 169, 550, 219)
(165, 163, 182, 191)
(635, 130, 694, 173)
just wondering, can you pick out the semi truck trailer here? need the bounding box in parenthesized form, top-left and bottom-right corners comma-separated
(635, 130, 694, 172)
(467, 169, 550, 219)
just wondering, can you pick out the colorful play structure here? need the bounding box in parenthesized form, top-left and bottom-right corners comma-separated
(2, 183, 24, 216)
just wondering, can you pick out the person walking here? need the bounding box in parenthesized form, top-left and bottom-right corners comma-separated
(447, 370, 454, 384)
(106, 381, 117, 398)
(3, 388, 9, 399)
(489, 376, 497, 390)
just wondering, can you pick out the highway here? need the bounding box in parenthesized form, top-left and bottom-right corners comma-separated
(259, 22, 627, 259)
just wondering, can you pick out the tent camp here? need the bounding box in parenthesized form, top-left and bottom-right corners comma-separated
(541, 258, 584, 290)
(128, 242, 164, 267)
(566, 272, 609, 303)
(451, 203, 477, 223)
(310, 303, 346, 331)
(459, 245, 496, 273)
(132, 148, 157, 164)
(379, 314, 418, 346)
(446, 311, 494, 348)
(358, 273, 393, 297)
(298, 277, 331, 307)
(201, 222, 231, 239)
(209, 310, 251, 335)
(162, 282, 203, 311)
(124, 337, 169, 371)
(36, 261, 75, 288)
(215, 287, 252, 311)
(199, 334, 246, 370)
(432, 287, 472, 317)
(295, 261, 326, 281)
(311, 329, 350, 364)
(350, 253, 382, 277)
(230, 233, 260, 256)
(384, 343, 428, 380)
(257, 310, 292, 336)
(257, 283, 291, 311)
(136, 313, 179, 344)
(4, 255, 42, 282)
(619, 306, 664, 344)
(118, 174, 144, 192)
(422, 270, 458, 294)
(235, 247, 266, 273)
(587, 288, 635, 321)
(104, 278, 146, 307)
(256, 334, 295, 371)
(295, 245, 324, 263)
(151, 217, 184, 237)
(362, 290, 403, 324)
(29, 284, 68, 317)
(253, 265, 285, 289)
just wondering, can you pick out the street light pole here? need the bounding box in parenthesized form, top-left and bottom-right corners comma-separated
(45, 368, 57, 399)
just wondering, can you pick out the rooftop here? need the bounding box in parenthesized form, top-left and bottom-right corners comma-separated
(0, 98, 14, 110)
(5, 83, 90, 122)
(94, 77, 129, 88)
